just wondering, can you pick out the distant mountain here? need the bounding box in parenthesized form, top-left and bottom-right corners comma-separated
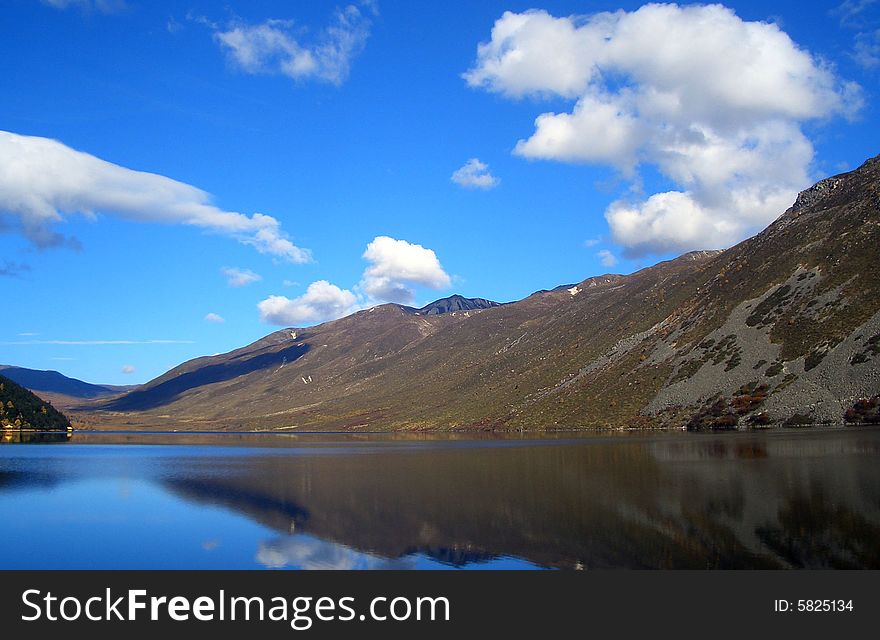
(0, 366, 127, 399)
(409, 294, 501, 316)
(0, 374, 71, 431)
(93, 154, 880, 431)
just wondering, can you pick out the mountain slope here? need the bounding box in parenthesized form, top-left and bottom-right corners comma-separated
(93, 155, 880, 431)
(0, 374, 71, 431)
(0, 365, 126, 399)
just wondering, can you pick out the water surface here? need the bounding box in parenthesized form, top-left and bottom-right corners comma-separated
(1, 428, 878, 569)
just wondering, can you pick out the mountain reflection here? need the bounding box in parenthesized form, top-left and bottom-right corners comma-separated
(2, 429, 879, 569)
(756, 486, 880, 568)
(156, 430, 880, 569)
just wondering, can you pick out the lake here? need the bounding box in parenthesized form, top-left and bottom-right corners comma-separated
(1, 427, 879, 569)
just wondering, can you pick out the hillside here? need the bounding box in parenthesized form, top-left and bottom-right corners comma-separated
(0, 365, 130, 399)
(0, 374, 72, 431)
(87, 155, 880, 431)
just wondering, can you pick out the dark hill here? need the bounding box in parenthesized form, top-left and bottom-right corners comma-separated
(0, 374, 71, 431)
(410, 294, 501, 315)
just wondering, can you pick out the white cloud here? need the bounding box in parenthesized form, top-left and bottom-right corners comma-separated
(834, 0, 878, 28)
(834, 1, 880, 68)
(359, 236, 451, 304)
(204, 313, 225, 324)
(41, 0, 127, 12)
(465, 5, 863, 257)
(515, 94, 645, 171)
(0, 131, 311, 262)
(462, 9, 603, 99)
(282, 279, 299, 288)
(257, 236, 450, 324)
(258, 280, 358, 326)
(596, 249, 618, 267)
(605, 121, 814, 256)
(221, 266, 262, 288)
(583, 237, 601, 248)
(853, 28, 880, 67)
(212, 4, 373, 85)
(120, 364, 136, 374)
(451, 158, 499, 189)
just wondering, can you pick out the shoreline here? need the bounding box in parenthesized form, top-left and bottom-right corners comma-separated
(51, 422, 880, 436)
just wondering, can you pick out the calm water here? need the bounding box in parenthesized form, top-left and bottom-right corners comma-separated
(1, 428, 879, 569)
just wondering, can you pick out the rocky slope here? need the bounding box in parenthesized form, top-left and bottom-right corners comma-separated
(83, 155, 880, 431)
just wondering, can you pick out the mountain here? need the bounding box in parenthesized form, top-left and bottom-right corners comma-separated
(92, 154, 880, 431)
(408, 294, 501, 316)
(0, 365, 129, 399)
(0, 374, 71, 431)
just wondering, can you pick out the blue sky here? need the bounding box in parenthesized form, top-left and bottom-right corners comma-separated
(1, 0, 878, 385)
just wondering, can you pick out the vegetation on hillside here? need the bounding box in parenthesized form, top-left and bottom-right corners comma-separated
(844, 396, 880, 424)
(0, 374, 71, 431)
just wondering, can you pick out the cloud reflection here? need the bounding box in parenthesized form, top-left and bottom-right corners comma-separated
(257, 534, 416, 570)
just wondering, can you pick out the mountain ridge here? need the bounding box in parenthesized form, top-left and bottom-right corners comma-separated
(0, 365, 131, 399)
(63, 154, 880, 431)
(405, 294, 502, 316)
